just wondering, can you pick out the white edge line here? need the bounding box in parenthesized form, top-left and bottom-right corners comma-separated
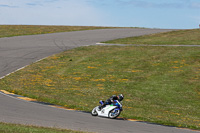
(0, 55, 77, 111)
(96, 42, 106, 45)
(0, 56, 49, 80)
(0, 56, 49, 99)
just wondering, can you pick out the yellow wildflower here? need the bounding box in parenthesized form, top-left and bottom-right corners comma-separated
(97, 84, 104, 87)
(98, 87, 104, 90)
(131, 70, 143, 72)
(73, 77, 82, 80)
(172, 67, 179, 69)
(87, 66, 97, 69)
(91, 79, 105, 82)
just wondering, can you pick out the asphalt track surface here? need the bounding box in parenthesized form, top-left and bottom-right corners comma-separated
(0, 28, 199, 133)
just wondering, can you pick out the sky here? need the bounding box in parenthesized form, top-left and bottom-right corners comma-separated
(0, 0, 200, 29)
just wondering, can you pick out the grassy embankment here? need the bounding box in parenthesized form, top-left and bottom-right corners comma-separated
(0, 122, 89, 133)
(0, 25, 111, 133)
(0, 25, 115, 38)
(0, 27, 199, 130)
(104, 29, 200, 45)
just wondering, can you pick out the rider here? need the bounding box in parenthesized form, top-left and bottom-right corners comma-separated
(99, 94, 124, 110)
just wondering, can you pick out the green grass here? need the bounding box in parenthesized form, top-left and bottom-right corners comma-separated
(0, 122, 89, 133)
(0, 25, 115, 38)
(104, 29, 200, 45)
(0, 46, 199, 130)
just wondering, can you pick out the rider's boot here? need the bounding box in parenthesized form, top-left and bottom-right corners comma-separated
(98, 105, 102, 111)
(98, 103, 106, 110)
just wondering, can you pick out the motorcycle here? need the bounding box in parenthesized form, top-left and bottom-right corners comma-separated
(91, 100, 123, 119)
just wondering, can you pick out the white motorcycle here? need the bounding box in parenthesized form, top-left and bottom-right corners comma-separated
(91, 100, 123, 119)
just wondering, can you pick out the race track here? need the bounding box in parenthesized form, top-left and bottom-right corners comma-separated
(0, 28, 198, 133)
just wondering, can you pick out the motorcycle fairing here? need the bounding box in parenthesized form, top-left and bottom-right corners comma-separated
(97, 105, 117, 117)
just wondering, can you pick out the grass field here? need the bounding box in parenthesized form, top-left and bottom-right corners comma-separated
(0, 122, 88, 133)
(0, 45, 199, 130)
(0, 25, 115, 38)
(104, 29, 200, 45)
(0, 26, 200, 130)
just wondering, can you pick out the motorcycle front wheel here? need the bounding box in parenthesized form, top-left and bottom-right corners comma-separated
(108, 109, 121, 119)
(91, 107, 98, 116)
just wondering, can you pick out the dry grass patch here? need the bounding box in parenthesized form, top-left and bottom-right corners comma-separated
(0, 46, 199, 130)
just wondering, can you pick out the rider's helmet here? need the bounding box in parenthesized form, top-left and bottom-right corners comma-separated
(118, 94, 124, 101)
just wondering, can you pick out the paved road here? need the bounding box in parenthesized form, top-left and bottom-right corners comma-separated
(0, 28, 199, 133)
